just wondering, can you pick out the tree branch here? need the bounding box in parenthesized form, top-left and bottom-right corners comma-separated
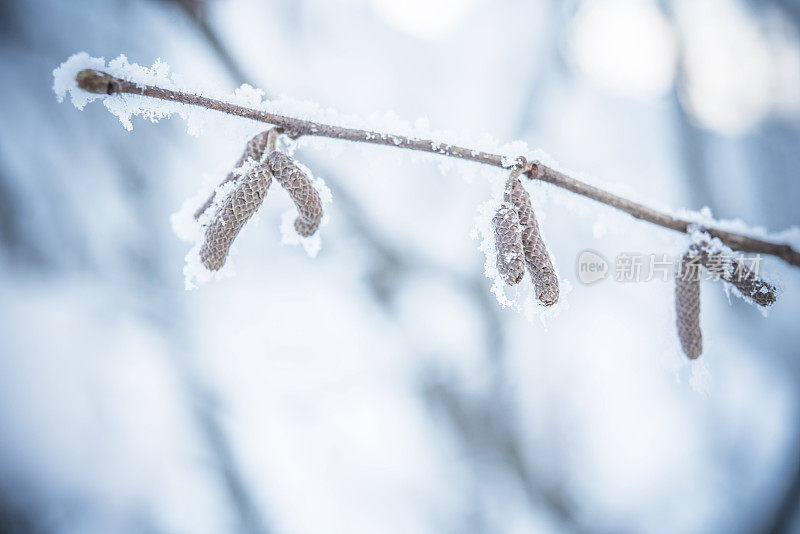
(75, 68, 800, 268)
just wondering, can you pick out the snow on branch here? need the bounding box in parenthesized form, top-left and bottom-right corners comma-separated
(54, 53, 800, 269)
(53, 53, 796, 357)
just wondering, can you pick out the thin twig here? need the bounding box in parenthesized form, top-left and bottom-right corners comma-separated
(75, 69, 800, 268)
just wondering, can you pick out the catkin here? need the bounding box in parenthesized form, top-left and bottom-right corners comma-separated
(675, 253, 702, 359)
(199, 163, 272, 271)
(267, 151, 323, 237)
(293, 218, 318, 238)
(194, 130, 271, 219)
(504, 173, 559, 306)
(726, 261, 776, 307)
(493, 203, 526, 286)
(689, 242, 776, 307)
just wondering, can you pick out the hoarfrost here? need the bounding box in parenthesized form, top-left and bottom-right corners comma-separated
(54, 53, 562, 162)
(52, 52, 107, 110)
(54, 53, 197, 132)
(54, 53, 265, 137)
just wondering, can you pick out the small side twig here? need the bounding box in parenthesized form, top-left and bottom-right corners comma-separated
(74, 69, 800, 269)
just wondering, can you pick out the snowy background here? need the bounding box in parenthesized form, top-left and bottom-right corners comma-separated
(2, 0, 800, 532)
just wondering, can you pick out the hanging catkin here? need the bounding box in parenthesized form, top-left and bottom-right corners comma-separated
(199, 163, 272, 271)
(675, 253, 702, 359)
(504, 170, 559, 306)
(194, 130, 271, 219)
(267, 151, 323, 237)
(726, 260, 776, 306)
(689, 242, 776, 307)
(493, 203, 526, 286)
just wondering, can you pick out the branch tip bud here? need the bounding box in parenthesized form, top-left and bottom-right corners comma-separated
(75, 69, 119, 95)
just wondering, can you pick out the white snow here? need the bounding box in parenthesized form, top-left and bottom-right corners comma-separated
(53, 53, 552, 164)
(54, 53, 192, 131)
(52, 52, 108, 110)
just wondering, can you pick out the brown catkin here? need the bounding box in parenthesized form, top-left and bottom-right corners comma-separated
(689, 242, 777, 307)
(675, 253, 702, 359)
(504, 173, 559, 306)
(199, 163, 272, 271)
(194, 130, 271, 219)
(727, 262, 777, 306)
(493, 203, 526, 286)
(267, 151, 323, 237)
(293, 218, 318, 238)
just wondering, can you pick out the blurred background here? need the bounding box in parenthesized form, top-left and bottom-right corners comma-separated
(2, 0, 800, 532)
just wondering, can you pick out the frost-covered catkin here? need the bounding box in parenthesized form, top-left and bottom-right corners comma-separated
(199, 164, 272, 270)
(493, 203, 526, 286)
(194, 130, 271, 219)
(689, 242, 776, 307)
(676, 253, 702, 359)
(726, 261, 777, 307)
(505, 174, 559, 306)
(267, 151, 323, 237)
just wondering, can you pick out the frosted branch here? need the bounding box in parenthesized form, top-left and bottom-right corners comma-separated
(73, 67, 800, 269)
